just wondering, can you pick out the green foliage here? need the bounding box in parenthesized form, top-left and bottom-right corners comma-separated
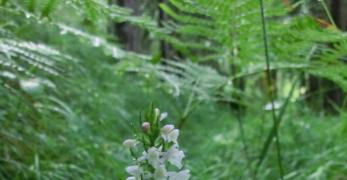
(1, 0, 347, 179)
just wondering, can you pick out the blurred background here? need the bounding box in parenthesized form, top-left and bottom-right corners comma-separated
(1, 0, 347, 179)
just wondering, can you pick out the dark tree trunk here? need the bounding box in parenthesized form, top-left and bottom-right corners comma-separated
(323, 0, 345, 112)
(158, 0, 170, 59)
(330, 0, 347, 30)
(331, 0, 342, 28)
(306, 0, 346, 113)
(111, 0, 144, 52)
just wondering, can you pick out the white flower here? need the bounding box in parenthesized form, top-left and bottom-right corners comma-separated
(126, 165, 142, 178)
(123, 139, 138, 148)
(165, 145, 185, 169)
(161, 125, 174, 134)
(137, 151, 147, 162)
(160, 112, 168, 121)
(161, 125, 179, 144)
(142, 172, 153, 179)
(167, 129, 179, 144)
(126, 177, 136, 180)
(154, 165, 167, 180)
(147, 147, 162, 168)
(168, 170, 190, 180)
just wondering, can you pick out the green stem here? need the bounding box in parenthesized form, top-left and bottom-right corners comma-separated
(254, 76, 299, 177)
(178, 85, 199, 129)
(319, 0, 337, 28)
(235, 110, 256, 180)
(258, 0, 284, 179)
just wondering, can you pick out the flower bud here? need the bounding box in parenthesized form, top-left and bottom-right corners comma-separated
(142, 122, 151, 133)
(154, 108, 160, 118)
(160, 112, 168, 121)
(123, 139, 138, 148)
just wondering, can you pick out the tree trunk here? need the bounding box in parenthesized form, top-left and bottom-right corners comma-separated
(331, 0, 342, 28)
(158, 0, 170, 59)
(112, 0, 144, 52)
(306, 0, 346, 113)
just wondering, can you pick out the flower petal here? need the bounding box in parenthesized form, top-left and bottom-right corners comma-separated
(166, 145, 185, 168)
(147, 147, 161, 168)
(168, 170, 190, 180)
(126, 165, 142, 177)
(154, 165, 167, 180)
(168, 129, 179, 144)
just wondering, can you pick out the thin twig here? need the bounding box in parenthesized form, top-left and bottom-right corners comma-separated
(258, 0, 284, 179)
(319, 0, 337, 28)
(254, 76, 299, 177)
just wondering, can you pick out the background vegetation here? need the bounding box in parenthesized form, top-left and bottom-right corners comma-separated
(1, 0, 347, 179)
